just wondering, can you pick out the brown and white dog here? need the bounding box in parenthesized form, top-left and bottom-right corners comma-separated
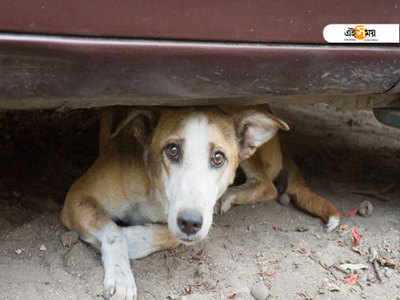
(61, 106, 340, 300)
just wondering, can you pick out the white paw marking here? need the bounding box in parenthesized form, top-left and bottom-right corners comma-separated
(326, 216, 340, 232)
(104, 263, 137, 300)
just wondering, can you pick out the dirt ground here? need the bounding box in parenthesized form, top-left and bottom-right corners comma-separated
(1, 103, 400, 300)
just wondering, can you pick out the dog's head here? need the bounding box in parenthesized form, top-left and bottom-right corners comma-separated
(111, 107, 288, 244)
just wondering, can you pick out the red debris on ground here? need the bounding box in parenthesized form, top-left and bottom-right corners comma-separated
(352, 228, 361, 247)
(343, 208, 358, 217)
(258, 270, 276, 277)
(228, 292, 237, 298)
(343, 274, 359, 285)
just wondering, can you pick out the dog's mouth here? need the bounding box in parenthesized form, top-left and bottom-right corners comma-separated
(175, 234, 202, 245)
(167, 209, 213, 245)
(179, 238, 197, 245)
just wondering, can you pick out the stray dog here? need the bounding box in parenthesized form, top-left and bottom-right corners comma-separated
(61, 106, 340, 299)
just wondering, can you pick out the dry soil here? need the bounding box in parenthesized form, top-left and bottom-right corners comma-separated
(1, 104, 400, 300)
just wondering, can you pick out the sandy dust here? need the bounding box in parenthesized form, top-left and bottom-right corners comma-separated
(1, 104, 400, 300)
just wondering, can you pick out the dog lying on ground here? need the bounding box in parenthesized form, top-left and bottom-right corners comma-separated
(61, 106, 340, 300)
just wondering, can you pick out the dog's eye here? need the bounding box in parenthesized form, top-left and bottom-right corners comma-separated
(211, 151, 226, 168)
(165, 143, 180, 161)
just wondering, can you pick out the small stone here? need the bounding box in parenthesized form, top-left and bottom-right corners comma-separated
(295, 226, 309, 232)
(251, 282, 270, 300)
(39, 244, 47, 251)
(358, 201, 374, 217)
(15, 248, 23, 255)
(278, 193, 291, 206)
(61, 231, 79, 248)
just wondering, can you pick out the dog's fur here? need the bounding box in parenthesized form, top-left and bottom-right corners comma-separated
(217, 106, 340, 230)
(61, 106, 340, 300)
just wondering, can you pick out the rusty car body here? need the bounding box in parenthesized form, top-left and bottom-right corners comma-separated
(0, 0, 399, 114)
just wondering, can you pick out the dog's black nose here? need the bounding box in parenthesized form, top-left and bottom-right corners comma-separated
(177, 210, 203, 235)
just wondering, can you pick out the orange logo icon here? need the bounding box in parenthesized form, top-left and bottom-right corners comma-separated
(354, 25, 366, 40)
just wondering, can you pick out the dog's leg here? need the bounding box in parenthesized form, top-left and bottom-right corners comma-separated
(62, 197, 137, 300)
(285, 155, 340, 232)
(218, 147, 280, 214)
(98, 224, 180, 299)
(219, 177, 278, 214)
(121, 224, 180, 259)
(98, 222, 137, 300)
(63, 196, 181, 299)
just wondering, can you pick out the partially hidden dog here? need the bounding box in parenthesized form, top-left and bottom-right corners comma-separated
(61, 106, 340, 299)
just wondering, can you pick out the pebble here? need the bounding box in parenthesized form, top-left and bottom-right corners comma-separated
(358, 200, 374, 217)
(39, 244, 47, 251)
(295, 226, 309, 232)
(278, 193, 291, 206)
(251, 282, 270, 300)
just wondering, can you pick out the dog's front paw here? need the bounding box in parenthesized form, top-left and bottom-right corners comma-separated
(216, 193, 237, 215)
(104, 264, 137, 300)
(326, 215, 340, 232)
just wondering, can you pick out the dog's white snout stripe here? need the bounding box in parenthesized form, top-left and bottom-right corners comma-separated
(164, 114, 227, 241)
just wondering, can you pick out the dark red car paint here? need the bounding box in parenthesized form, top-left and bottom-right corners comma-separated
(0, 1, 398, 109)
(1, 0, 399, 43)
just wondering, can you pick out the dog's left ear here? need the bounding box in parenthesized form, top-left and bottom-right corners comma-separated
(235, 110, 289, 161)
